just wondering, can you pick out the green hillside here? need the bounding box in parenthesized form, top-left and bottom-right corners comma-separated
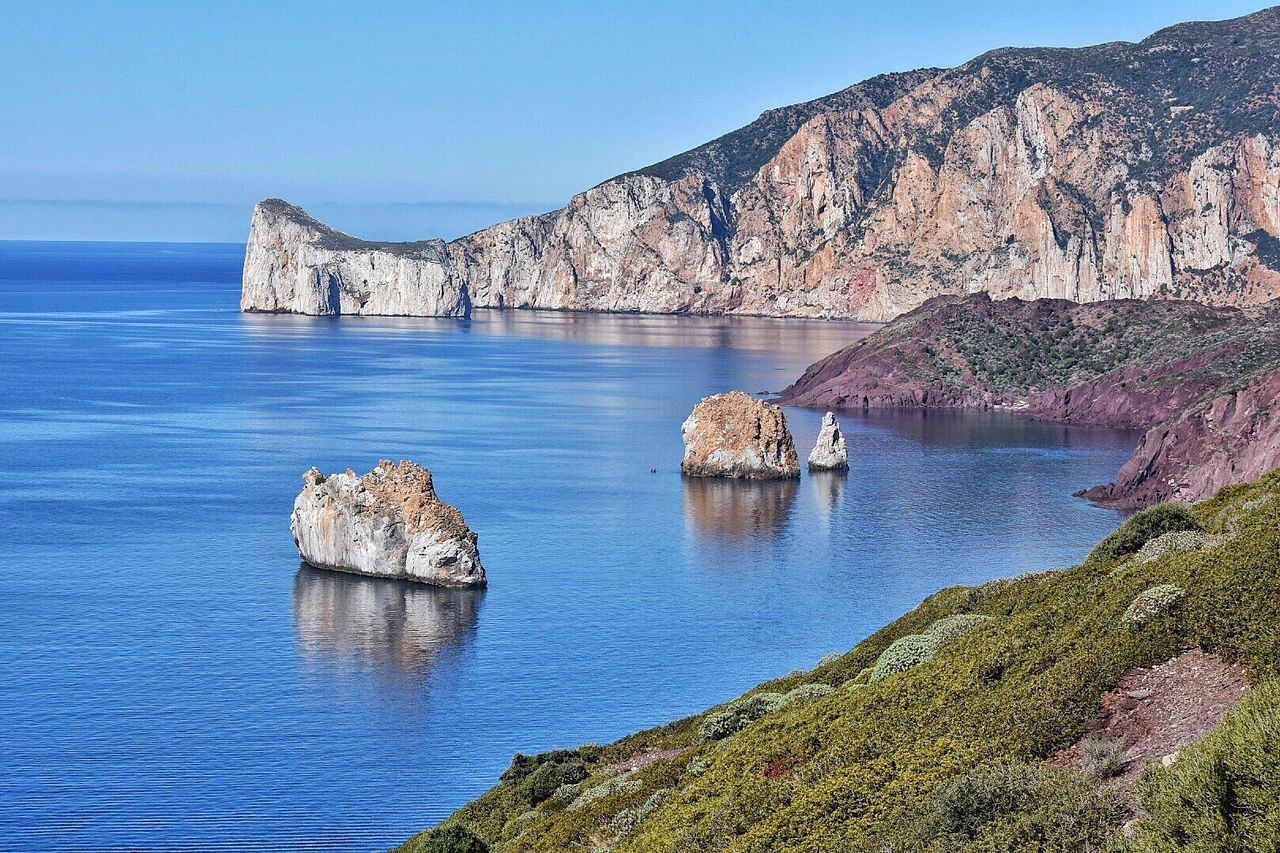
(397, 472, 1280, 852)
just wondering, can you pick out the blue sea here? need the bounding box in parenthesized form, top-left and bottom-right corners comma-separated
(0, 241, 1139, 851)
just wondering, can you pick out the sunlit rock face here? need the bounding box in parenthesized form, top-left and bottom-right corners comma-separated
(290, 460, 486, 587)
(808, 412, 849, 471)
(1081, 367, 1280, 508)
(241, 200, 470, 318)
(244, 10, 1280, 320)
(680, 391, 800, 480)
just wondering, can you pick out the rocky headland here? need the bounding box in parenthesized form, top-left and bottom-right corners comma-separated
(290, 460, 486, 587)
(780, 294, 1280, 507)
(245, 9, 1280, 322)
(680, 391, 800, 480)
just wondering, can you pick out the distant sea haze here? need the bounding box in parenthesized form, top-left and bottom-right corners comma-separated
(0, 198, 554, 243)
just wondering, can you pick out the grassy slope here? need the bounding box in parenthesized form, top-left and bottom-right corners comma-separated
(397, 472, 1280, 852)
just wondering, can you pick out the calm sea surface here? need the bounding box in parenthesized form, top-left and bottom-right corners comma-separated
(0, 242, 1139, 851)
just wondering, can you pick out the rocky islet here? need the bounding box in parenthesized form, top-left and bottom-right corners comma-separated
(290, 460, 486, 588)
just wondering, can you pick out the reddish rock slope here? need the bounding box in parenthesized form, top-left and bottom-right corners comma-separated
(780, 294, 1280, 506)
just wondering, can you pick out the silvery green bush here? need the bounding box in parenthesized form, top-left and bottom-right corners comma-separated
(926, 613, 993, 641)
(1136, 530, 1208, 564)
(1123, 584, 1186, 625)
(870, 634, 944, 682)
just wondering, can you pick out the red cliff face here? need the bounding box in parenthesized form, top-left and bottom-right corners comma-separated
(780, 294, 1280, 506)
(1080, 369, 1280, 508)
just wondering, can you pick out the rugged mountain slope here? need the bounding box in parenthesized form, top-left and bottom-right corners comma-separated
(244, 8, 1280, 321)
(779, 293, 1280, 505)
(394, 473, 1280, 852)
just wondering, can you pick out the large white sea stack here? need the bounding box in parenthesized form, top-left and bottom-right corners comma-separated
(808, 412, 849, 471)
(290, 460, 486, 587)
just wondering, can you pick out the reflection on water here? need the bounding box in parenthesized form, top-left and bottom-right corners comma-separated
(682, 477, 799, 540)
(292, 565, 482, 675)
(809, 471, 847, 520)
(242, 307, 876, 366)
(845, 407, 1142, 451)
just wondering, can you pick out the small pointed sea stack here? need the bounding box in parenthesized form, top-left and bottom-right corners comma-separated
(680, 391, 801, 479)
(808, 412, 849, 472)
(290, 460, 486, 587)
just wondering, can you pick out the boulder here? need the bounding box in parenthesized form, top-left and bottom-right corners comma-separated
(808, 412, 849, 471)
(680, 391, 800, 480)
(290, 460, 486, 587)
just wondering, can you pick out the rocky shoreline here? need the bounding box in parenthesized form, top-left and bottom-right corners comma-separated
(780, 294, 1280, 507)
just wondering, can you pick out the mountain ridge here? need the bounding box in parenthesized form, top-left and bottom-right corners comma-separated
(242, 6, 1280, 321)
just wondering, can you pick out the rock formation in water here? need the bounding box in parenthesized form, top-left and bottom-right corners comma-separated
(780, 292, 1280, 506)
(290, 460, 486, 587)
(808, 412, 849, 471)
(681, 391, 800, 479)
(244, 9, 1280, 321)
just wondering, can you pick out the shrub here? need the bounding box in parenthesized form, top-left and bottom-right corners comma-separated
(685, 755, 712, 777)
(925, 613, 993, 641)
(698, 692, 786, 741)
(611, 788, 670, 836)
(1133, 681, 1280, 850)
(1123, 584, 1186, 625)
(1136, 529, 1209, 564)
(869, 633, 943, 682)
(698, 710, 740, 741)
(923, 762, 1113, 846)
(551, 783, 580, 802)
(568, 775, 641, 810)
(522, 760, 587, 805)
(1088, 502, 1201, 563)
(1080, 735, 1126, 779)
(817, 652, 842, 668)
(779, 683, 836, 708)
(406, 824, 488, 853)
(500, 748, 585, 783)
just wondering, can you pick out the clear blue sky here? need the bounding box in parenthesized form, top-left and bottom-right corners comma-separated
(0, 0, 1265, 242)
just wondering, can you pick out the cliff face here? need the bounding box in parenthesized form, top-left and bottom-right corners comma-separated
(1080, 368, 1280, 508)
(244, 8, 1280, 320)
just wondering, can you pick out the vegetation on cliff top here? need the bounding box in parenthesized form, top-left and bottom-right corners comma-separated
(395, 470, 1280, 852)
(786, 293, 1280, 404)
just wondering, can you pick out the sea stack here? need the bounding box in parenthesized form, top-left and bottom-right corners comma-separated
(808, 412, 849, 471)
(290, 460, 486, 587)
(680, 391, 801, 480)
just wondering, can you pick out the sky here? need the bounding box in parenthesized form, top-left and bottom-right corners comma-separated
(0, 0, 1266, 242)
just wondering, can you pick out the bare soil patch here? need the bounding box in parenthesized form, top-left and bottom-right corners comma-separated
(1051, 648, 1248, 815)
(612, 747, 689, 774)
